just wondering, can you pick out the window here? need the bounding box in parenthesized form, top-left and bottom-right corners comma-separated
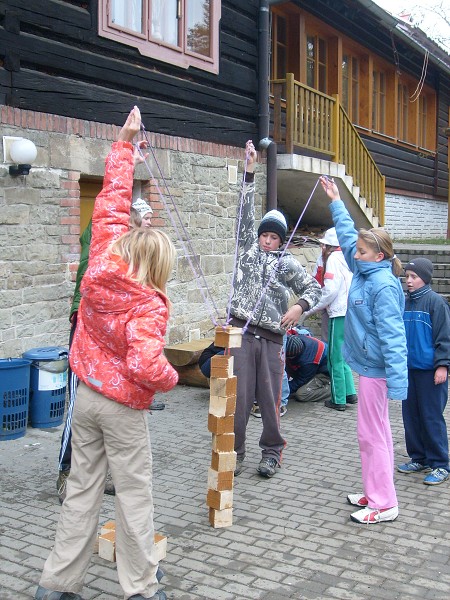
(397, 83, 409, 142)
(418, 95, 427, 148)
(372, 70, 386, 133)
(342, 54, 359, 123)
(306, 34, 327, 92)
(99, 0, 221, 74)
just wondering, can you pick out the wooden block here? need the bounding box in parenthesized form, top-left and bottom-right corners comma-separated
(208, 413, 234, 434)
(211, 433, 235, 452)
(210, 355, 234, 378)
(211, 450, 237, 472)
(214, 326, 242, 349)
(209, 394, 236, 417)
(206, 489, 233, 510)
(210, 376, 237, 399)
(207, 467, 234, 491)
(154, 533, 167, 562)
(98, 530, 116, 562)
(100, 520, 116, 535)
(209, 507, 233, 528)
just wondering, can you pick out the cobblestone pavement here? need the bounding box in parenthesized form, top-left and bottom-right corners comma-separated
(1, 384, 450, 600)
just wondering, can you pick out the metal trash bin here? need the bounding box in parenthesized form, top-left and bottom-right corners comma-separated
(22, 346, 68, 428)
(0, 358, 31, 441)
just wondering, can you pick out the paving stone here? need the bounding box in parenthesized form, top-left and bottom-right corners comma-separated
(0, 386, 449, 599)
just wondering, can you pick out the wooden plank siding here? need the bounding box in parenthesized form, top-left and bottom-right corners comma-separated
(0, 0, 260, 146)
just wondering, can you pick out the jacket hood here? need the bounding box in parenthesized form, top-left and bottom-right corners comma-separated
(81, 255, 163, 314)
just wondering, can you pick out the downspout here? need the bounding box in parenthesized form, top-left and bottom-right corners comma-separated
(258, 0, 279, 212)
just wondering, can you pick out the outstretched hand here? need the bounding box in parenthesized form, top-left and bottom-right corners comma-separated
(118, 106, 142, 144)
(133, 140, 149, 167)
(245, 140, 257, 173)
(319, 176, 340, 201)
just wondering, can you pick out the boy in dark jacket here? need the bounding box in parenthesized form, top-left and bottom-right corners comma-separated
(397, 257, 450, 485)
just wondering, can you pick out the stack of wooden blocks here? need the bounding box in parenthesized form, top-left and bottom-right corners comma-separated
(206, 325, 242, 528)
(97, 520, 167, 564)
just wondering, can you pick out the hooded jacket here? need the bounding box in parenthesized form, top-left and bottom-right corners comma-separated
(307, 249, 352, 318)
(229, 177, 321, 336)
(404, 285, 450, 371)
(70, 141, 178, 409)
(330, 200, 408, 400)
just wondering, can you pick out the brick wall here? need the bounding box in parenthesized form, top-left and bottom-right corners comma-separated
(385, 193, 448, 239)
(0, 106, 259, 356)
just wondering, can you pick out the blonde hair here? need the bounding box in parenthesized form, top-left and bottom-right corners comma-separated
(110, 228, 176, 296)
(358, 228, 403, 277)
(129, 207, 142, 229)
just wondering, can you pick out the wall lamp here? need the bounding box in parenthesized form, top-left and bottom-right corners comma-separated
(3, 136, 38, 176)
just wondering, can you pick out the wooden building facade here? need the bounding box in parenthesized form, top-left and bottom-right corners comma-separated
(0, 0, 449, 355)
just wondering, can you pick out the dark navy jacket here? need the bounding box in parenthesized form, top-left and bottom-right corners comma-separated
(404, 285, 450, 371)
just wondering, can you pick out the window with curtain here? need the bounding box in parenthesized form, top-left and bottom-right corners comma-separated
(372, 70, 386, 133)
(306, 34, 327, 93)
(100, 0, 220, 73)
(342, 54, 359, 123)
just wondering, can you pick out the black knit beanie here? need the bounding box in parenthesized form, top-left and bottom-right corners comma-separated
(404, 257, 433, 284)
(257, 210, 287, 243)
(286, 335, 305, 358)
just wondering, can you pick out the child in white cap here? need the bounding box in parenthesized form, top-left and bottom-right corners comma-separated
(131, 197, 153, 228)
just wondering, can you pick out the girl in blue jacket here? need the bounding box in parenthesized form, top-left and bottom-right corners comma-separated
(321, 176, 408, 524)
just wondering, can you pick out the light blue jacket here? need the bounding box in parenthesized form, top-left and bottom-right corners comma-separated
(330, 200, 408, 400)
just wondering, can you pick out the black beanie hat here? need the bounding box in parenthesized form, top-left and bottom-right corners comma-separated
(286, 335, 305, 358)
(404, 257, 433, 284)
(257, 210, 287, 243)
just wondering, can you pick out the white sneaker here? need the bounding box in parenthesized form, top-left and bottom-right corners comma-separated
(350, 506, 398, 524)
(347, 493, 368, 507)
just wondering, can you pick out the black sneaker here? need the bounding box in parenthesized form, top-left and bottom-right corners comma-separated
(257, 457, 279, 478)
(346, 394, 358, 404)
(324, 400, 346, 411)
(56, 470, 70, 505)
(129, 591, 166, 600)
(234, 455, 245, 476)
(34, 586, 82, 600)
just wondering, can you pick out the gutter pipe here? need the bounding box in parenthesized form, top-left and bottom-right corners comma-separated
(259, 0, 286, 211)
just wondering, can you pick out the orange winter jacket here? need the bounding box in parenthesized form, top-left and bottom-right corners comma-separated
(70, 141, 178, 409)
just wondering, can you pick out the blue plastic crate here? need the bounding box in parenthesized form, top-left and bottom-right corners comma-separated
(0, 358, 31, 441)
(22, 347, 68, 428)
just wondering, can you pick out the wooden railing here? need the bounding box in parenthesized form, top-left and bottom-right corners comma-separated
(272, 73, 385, 225)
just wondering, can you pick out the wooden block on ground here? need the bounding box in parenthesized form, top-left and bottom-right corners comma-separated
(209, 507, 233, 528)
(206, 489, 233, 510)
(209, 394, 236, 417)
(211, 433, 235, 453)
(214, 326, 242, 349)
(210, 376, 237, 398)
(99, 530, 116, 562)
(207, 467, 234, 491)
(208, 413, 234, 434)
(154, 533, 167, 562)
(210, 355, 234, 378)
(100, 520, 116, 535)
(211, 450, 237, 472)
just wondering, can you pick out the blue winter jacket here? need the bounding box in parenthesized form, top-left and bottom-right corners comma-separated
(330, 200, 408, 400)
(404, 285, 450, 370)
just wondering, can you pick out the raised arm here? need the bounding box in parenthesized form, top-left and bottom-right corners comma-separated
(236, 140, 258, 250)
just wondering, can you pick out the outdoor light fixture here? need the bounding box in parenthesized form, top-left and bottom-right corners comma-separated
(8, 138, 38, 176)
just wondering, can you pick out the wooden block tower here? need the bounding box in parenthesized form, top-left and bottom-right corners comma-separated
(206, 325, 242, 528)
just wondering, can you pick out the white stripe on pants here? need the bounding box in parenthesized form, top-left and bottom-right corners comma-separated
(39, 381, 159, 599)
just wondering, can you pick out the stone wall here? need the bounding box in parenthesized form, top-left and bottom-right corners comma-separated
(0, 106, 323, 358)
(385, 193, 448, 239)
